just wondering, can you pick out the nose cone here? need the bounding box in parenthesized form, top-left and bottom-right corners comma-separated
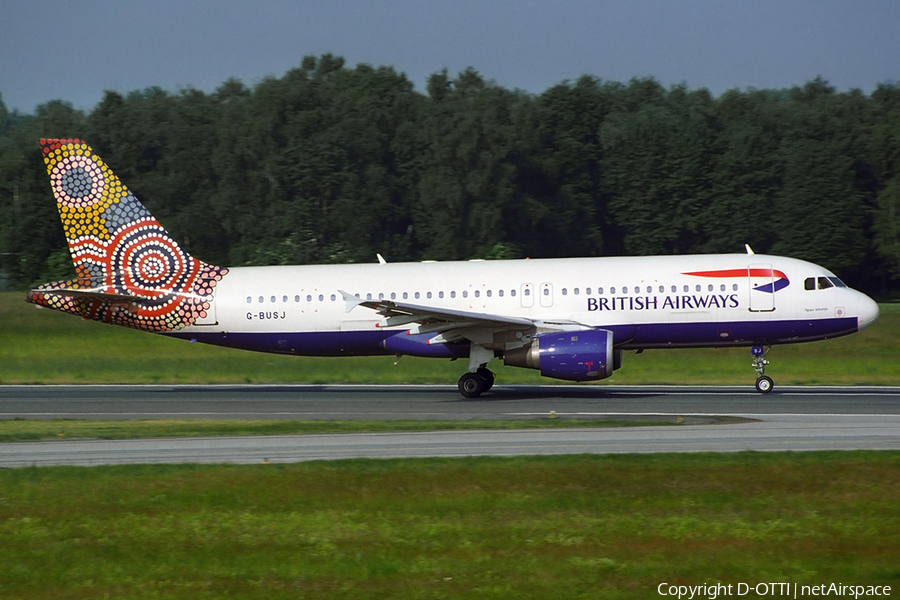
(856, 293, 880, 331)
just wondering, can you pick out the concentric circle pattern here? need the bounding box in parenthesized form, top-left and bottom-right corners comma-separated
(34, 139, 228, 331)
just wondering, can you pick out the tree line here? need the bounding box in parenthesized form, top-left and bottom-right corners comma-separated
(1, 54, 899, 296)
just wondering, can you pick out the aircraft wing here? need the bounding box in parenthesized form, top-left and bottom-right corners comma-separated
(338, 290, 584, 346)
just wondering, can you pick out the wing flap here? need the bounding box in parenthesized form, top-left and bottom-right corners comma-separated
(339, 289, 541, 349)
(339, 289, 533, 327)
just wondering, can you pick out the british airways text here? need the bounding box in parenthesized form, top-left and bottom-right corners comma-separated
(587, 294, 740, 312)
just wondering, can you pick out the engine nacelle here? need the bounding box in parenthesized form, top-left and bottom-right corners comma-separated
(503, 329, 615, 381)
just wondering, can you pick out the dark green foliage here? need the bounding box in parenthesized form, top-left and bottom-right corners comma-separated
(1, 57, 898, 294)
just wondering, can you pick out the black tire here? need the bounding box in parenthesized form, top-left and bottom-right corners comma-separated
(458, 372, 487, 398)
(476, 367, 495, 391)
(755, 375, 774, 394)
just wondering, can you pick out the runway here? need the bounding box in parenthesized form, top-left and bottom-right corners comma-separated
(2, 385, 900, 467)
(3, 384, 900, 419)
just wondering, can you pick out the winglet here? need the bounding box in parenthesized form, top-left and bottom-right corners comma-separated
(338, 290, 364, 313)
(377, 253, 387, 265)
(745, 244, 755, 255)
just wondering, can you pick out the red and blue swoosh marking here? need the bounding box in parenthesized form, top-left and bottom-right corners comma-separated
(682, 268, 790, 293)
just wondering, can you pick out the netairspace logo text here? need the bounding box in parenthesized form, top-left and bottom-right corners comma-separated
(658, 582, 892, 599)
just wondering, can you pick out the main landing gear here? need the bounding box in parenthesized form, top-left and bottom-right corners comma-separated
(458, 344, 497, 398)
(458, 367, 495, 398)
(752, 345, 773, 394)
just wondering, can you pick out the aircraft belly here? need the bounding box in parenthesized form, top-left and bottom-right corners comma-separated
(624, 316, 859, 349)
(167, 329, 396, 356)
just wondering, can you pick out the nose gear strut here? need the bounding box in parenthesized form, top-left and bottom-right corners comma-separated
(751, 345, 773, 393)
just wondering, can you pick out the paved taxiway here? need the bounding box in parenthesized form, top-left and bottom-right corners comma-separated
(3, 384, 900, 419)
(2, 385, 899, 467)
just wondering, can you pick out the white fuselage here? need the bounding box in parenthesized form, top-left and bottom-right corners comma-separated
(175, 254, 879, 357)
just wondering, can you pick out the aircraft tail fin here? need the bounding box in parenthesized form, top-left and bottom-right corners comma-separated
(28, 138, 227, 331)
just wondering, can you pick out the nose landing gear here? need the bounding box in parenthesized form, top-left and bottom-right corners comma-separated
(752, 345, 773, 393)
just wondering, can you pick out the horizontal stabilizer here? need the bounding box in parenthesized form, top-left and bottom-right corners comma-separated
(31, 287, 137, 303)
(30, 285, 211, 304)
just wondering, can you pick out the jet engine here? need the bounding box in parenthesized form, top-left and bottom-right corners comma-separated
(503, 329, 615, 381)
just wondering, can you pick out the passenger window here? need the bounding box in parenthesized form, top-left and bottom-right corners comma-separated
(658, 286, 664, 293)
(683, 285, 689, 292)
(258, 296, 264, 303)
(499, 289, 504, 297)
(543, 288, 549, 296)
(450, 291, 456, 298)
(562, 288, 567, 296)
(804, 277, 815, 291)
(708, 284, 713, 292)
(318, 294, 324, 302)
(597, 287, 602, 295)
(246, 296, 252, 304)
(402, 292, 408, 300)
(306, 295, 312, 302)
(574, 288, 579, 295)
(462, 291, 468, 298)
(511, 289, 516, 297)
(586, 287, 591, 295)
(695, 285, 701, 292)
(523, 288, 530, 296)
(671, 285, 676, 293)
(390, 292, 396, 300)
(817, 277, 834, 290)
(330, 294, 336, 301)
(429, 291, 435, 299)
(487, 290, 492, 297)
(270, 296, 276, 303)
(648, 286, 653, 294)
(474, 290, 480, 298)
(622, 287, 627, 294)
(293, 295, 299, 302)
(415, 292, 420, 299)
(366, 293, 372, 300)
(378, 293, 385, 300)
(610, 287, 616, 294)
(732, 284, 738, 291)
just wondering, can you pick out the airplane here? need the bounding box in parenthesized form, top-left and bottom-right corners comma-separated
(28, 138, 880, 397)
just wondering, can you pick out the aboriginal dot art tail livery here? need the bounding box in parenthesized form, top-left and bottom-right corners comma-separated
(28, 139, 228, 332)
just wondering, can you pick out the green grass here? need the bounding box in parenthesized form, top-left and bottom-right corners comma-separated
(1, 292, 898, 385)
(0, 417, 696, 443)
(1, 452, 898, 599)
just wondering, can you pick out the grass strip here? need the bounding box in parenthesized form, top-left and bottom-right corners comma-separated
(1, 452, 898, 599)
(0, 417, 696, 442)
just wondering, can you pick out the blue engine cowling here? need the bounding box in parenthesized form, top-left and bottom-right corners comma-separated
(503, 329, 614, 381)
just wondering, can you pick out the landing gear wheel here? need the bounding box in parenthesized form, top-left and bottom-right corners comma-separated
(476, 367, 495, 391)
(755, 375, 774, 394)
(751, 345, 773, 394)
(458, 372, 487, 398)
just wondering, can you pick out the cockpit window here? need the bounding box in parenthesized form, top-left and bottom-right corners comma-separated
(806, 276, 846, 290)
